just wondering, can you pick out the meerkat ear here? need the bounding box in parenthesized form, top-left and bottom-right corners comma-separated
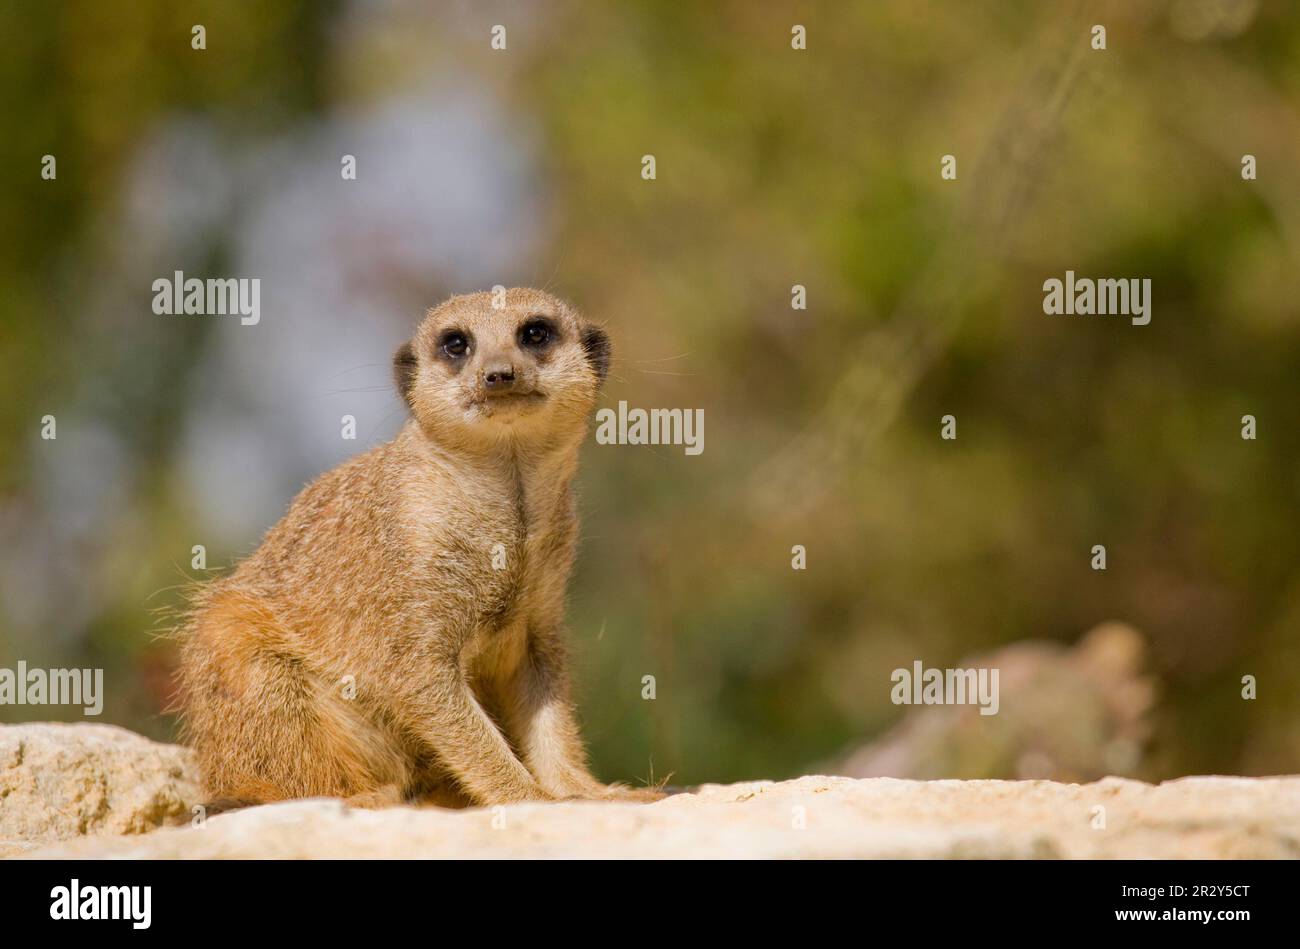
(393, 341, 418, 407)
(580, 324, 611, 385)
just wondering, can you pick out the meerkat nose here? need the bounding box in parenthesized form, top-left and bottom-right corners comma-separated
(483, 364, 516, 390)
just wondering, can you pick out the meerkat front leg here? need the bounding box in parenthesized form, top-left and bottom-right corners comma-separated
(401, 648, 555, 806)
(506, 629, 664, 802)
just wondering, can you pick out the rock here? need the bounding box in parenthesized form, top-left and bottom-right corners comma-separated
(834, 623, 1156, 782)
(4, 723, 1298, 859)
(16, 772, 1300, 860)
(0, 723, 199, 857)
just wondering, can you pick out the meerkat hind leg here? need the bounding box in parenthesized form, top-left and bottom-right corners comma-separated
(184, 593, 411, 805)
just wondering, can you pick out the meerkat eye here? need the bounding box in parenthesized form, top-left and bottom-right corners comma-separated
(519, 319, 553, 348)
(440, 331, 470, 358)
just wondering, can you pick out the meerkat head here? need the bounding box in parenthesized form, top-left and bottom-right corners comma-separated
(393, 288, 611, 445)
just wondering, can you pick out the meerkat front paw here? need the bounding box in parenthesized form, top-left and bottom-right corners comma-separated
(597, 782, 668, 803)
(545, 779, 663, 803)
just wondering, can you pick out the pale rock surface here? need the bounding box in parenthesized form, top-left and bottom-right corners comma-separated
(4, 723, 1298, 859)
(0, 723, 198, 857)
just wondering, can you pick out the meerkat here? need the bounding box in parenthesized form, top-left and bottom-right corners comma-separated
(177, 288, 661, 809)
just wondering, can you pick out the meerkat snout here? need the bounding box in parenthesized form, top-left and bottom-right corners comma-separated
(482, 363, 516, 390)
(178, 287, 662, 811)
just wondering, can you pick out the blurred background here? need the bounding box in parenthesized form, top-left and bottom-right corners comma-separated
(1, 0, 1298, 787)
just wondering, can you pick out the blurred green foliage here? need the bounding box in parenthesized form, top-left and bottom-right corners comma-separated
(2, 1, 1298, 785)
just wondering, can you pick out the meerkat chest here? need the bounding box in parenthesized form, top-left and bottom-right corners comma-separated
(408, 472, 575, 632)
(476, 509, 573, 630)
(455, 500, 573, 682)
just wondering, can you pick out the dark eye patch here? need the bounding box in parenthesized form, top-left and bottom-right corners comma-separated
(518, 317, 556, 349)
(438, 328, 471, 359)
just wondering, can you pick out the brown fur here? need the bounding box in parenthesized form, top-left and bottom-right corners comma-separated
(177, 289, 662, 808)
